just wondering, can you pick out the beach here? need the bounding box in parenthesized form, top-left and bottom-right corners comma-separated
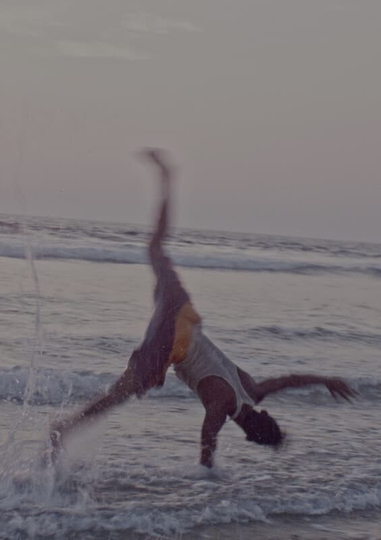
(0, 215, 380, 539)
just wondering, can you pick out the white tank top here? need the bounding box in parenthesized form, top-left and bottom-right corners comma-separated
(174, 325, 255, 419)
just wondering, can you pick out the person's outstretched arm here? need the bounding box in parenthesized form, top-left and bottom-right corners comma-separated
(200, 407, 227, 469)
(253, 374, 357, 404)
(197, 377, 234, 468)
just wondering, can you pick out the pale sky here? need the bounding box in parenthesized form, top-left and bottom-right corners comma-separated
(0, 0, 380, 242)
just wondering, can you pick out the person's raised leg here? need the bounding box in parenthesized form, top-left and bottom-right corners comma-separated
(139, 149, 173, 280)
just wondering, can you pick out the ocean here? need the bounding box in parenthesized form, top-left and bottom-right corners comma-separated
(0, 213, 380, 540)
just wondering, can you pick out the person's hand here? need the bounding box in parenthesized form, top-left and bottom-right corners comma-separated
(137, 148, 174, 187)
(325, 378, 358, 401)
(139, 147, 165, 163)
(200, 456, 213, 469)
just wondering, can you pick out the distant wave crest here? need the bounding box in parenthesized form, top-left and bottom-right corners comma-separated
(247, 325, 381, 347)
(1, 240, 381, 277)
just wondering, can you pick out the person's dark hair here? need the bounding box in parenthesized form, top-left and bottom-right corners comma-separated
(242, 409, 284, 447)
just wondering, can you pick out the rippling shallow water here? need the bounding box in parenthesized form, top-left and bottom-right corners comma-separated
(0, 216, 380, 539)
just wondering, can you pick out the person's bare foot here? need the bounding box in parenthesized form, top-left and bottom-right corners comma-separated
(138, 147, 166, 164)
(137, 148, 173, 181)
(47, 421, 66, 464)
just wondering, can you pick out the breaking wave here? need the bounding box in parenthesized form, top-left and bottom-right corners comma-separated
(0, 456, 380, 538)
(1, 240, 381, 277)
(0, 367, 378, 406)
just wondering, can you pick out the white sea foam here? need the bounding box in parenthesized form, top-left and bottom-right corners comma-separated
(1, 214, 381, 278)
(0, 367, 193, 405)
(1, 238, 381, 276)
(0, 453, 380, 538)
(0, 367, 378, 405)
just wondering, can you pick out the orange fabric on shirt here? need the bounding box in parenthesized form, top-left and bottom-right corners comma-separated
(169, 302, 201, 364)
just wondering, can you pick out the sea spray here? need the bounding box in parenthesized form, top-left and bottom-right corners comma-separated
(0, 368, 378, 405)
